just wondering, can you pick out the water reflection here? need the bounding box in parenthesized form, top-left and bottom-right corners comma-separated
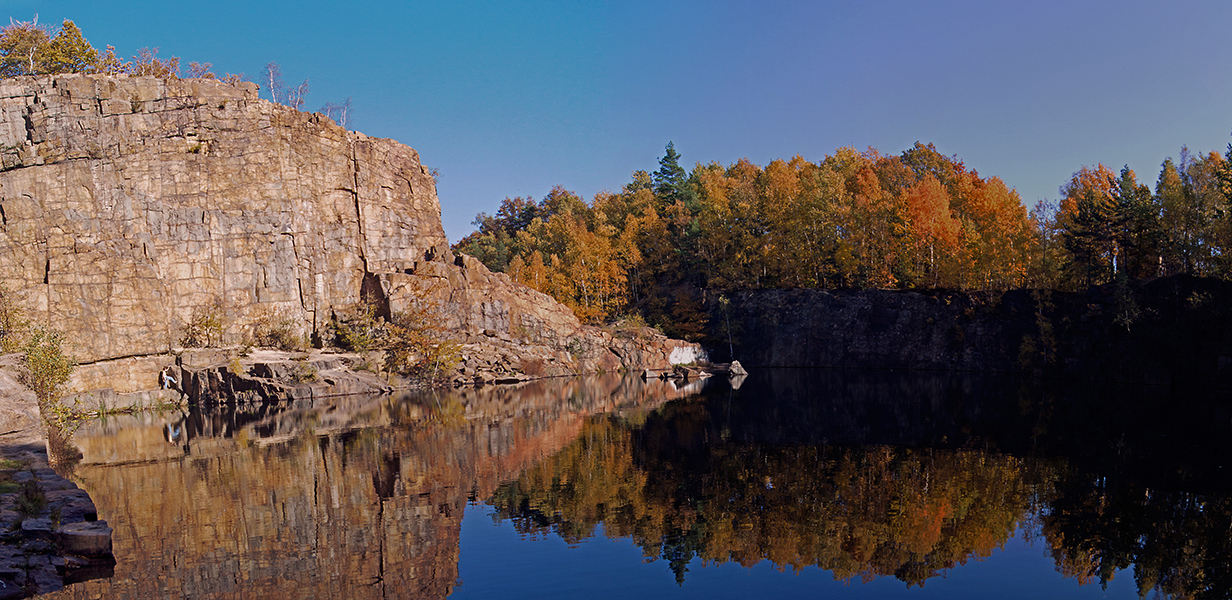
(492, 425, 1043, 586)
(42, 370, 1232, 599)
(46, 375, 696, 599)
(487, 370, 1232, 597)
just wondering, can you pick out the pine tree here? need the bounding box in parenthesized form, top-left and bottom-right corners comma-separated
(652, 142, 688, 204)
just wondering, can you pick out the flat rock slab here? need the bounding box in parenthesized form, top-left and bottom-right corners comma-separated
(20, 518, 52, 540)
(57, 521, 112, 556)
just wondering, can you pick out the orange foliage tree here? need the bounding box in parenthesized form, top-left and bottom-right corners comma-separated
(455, 141, 1053, 332)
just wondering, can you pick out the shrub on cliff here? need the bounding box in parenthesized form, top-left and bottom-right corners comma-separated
(0, 285, 77, 426)
(250, 308, 307, 352)
(331, 302, 383, 352)
(0, 17, 98, 77)
(0, 283, 26, 353)
(19, 325, 76, 426)
(0, 16, 242, 83)
(331, 301, 460, 386)
(384, 307, 461, 387)
(180, 298, 226, 348)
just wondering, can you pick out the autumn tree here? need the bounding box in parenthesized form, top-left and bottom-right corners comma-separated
(1220, 132, 1232, 204)
(846, 156, 909, 287)
(0, 16, 49, 77)
(1056, 165, 1119, 288)
(902, 175, 961, 287)
(262, 61, 310, 108)
(263, 61, 284, 104)
(41, 20, 96, 74)
(455, 142, 1056, 334)
(1178, 150, 1230, 276)
(127, 47, 180, 78)
(964, 175, 1033, 289)
(0, 17, 99, 77)
(1155, 155, 1211, 276)
(321, 96, 352, 128)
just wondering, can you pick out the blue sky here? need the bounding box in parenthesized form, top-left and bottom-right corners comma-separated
(6, 1, 1232, 241)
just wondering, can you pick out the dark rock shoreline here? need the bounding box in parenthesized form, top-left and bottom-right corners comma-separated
(711, 274, 1232, 388)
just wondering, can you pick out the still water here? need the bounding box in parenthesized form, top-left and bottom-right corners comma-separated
(42, 370, 1232, 599)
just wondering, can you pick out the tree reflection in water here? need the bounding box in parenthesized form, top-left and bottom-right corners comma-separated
(490, 411, 1047, 586)
(51, 370, 1232, 599)
(488, 370, 1232, 599)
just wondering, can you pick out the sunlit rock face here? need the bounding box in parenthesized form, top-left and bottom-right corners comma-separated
(0, 74, 701, 389)
(0, 74, 443, 362)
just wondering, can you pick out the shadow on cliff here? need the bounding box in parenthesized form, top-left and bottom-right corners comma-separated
(707, 274, 1232, 388)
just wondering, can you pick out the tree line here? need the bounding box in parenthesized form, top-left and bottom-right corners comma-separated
(0, 15, 241, 83)
(0, 16, 352, 124)
(454, 139, 1232, 339)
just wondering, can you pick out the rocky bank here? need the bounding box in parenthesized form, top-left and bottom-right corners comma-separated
(714, 275, 1232, 387)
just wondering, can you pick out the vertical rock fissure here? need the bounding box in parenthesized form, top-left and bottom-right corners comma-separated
(349, 137, 368, 272)
(22, 104, 35, 143)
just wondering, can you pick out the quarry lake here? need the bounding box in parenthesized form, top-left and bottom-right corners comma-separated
(45, 371, 1232, 599)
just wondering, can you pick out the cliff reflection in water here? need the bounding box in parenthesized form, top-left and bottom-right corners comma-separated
(45, 370, 1232, 599)
(48, 375, 703, 599)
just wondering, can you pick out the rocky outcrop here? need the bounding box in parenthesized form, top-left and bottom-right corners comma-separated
(0, 74, 701, 396)
(0, 75, 443, 362)
(391, 254, 706, 384)
(712, 287, 1027, 371)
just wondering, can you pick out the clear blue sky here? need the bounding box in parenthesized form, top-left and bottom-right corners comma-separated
(6, 1, 1232, 241)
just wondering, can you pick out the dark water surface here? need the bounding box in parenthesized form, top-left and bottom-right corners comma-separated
(43, 370, 1232, 599)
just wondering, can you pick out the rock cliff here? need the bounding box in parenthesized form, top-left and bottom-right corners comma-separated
(0, 74, 702, 394)
(714, 276, 1232, 387)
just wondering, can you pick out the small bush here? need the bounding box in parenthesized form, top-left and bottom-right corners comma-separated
(0, 283, 27, 353)
(384, 306, 461, 387)
(251, 308, 307, 351)
(331, 302, 384, 352)
(331, 300, 460, 386)
(16, 475, 45, 517)
(608, 314, 651, 340)
(46, 426, 82, 469)
(288, 359, 318, 383)
(20, 326, 76, 424)
(352, 357, 378, 373)
(181, 298, 226, 348)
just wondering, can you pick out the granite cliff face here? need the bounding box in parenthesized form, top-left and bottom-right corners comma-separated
(0, 74, 701, 392)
